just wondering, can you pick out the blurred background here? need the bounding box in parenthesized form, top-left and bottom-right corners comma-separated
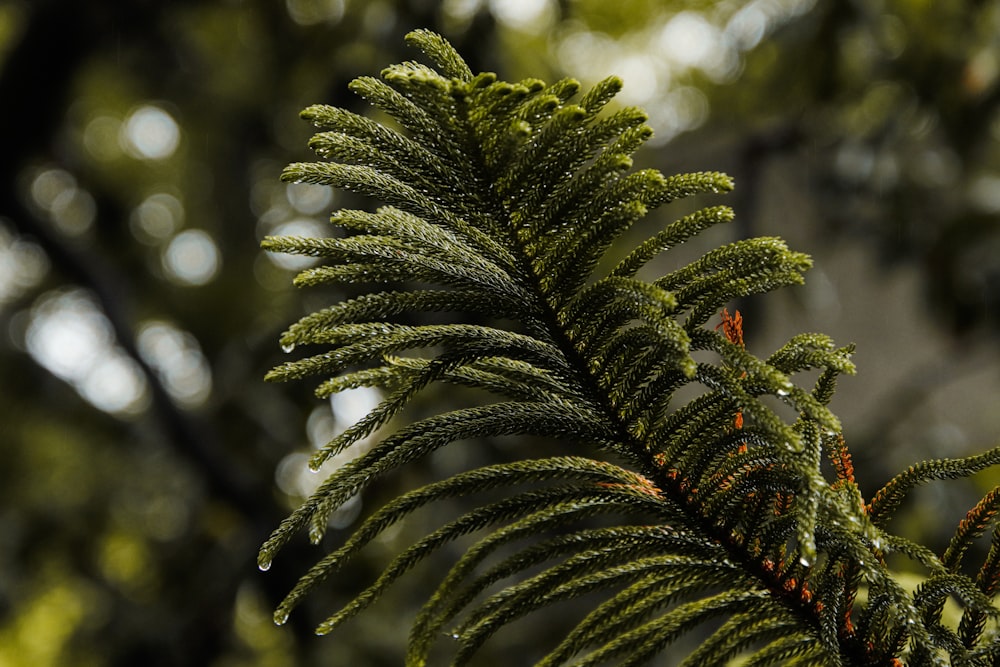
(2, 0, 1000, 665)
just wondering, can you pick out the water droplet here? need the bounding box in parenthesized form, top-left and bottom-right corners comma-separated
(282, 342, 296, 353)
(274, 610, 289, 625)
(258, 558, 272, 572)
(798, 537, 817, 567)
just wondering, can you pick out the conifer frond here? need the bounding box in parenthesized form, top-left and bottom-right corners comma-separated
(867, 443, 1000, 526)
(259, 29, 1000, 665)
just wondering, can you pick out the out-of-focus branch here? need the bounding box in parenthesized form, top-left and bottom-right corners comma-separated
(0, 0, 271, 524)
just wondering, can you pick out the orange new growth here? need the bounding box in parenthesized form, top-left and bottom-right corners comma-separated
(716, 308, 745, 430)
(717, 308, 744, 348)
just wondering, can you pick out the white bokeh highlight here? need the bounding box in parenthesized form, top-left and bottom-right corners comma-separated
(26, 289, 149, 415)
(162, 229, 221, 286)
(0, 221, 49, 306)
(137, 320, 213, 408)
(130, 193, 185, 244)
(121, 105, 180, 160)
(489, 0, 556, 33)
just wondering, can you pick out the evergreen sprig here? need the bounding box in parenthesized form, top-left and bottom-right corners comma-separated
(258, 29, 1000, 665)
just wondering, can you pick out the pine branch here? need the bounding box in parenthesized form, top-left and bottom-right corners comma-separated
(257, 29, 1000, 666)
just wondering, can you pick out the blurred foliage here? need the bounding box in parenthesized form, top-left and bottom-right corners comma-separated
(713, 0, 1000, 335)
(1, 0, 999, 665)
